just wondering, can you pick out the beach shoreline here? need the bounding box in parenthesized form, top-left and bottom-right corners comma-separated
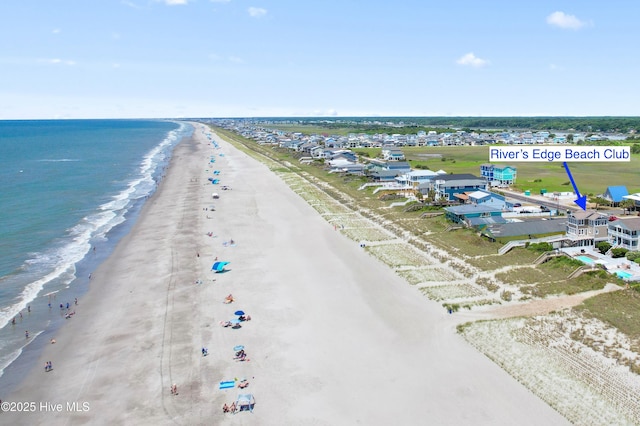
(1, 123, 569, 425)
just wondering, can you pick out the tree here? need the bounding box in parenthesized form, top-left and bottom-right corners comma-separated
(589, 196, 610, 210)
(566, 133, 574, 143)
(620, 199, 635, 214)
(596, 241, 612, 254)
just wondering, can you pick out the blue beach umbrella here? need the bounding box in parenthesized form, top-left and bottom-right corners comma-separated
(213, 170, 220, 175)
(233, 345, 244, 351)
(234, 310, 245, 316)
(212, 179, 220, 184)
(211, 261, 230, 272)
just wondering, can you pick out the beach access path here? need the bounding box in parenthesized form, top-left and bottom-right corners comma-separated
(2, 123, 569, 425)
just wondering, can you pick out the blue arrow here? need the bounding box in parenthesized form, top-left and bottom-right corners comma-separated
(563, 162, 587, 210)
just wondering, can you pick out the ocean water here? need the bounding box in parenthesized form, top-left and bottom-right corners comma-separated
(0, 119, 193, 380)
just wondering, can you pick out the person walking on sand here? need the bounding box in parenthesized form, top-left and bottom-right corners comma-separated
(25, 330, 29, 339)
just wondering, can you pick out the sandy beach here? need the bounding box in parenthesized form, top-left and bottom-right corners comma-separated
(1, 123, 570, 425)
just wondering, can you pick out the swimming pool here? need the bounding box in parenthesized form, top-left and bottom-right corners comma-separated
(576, 255, 595, 264)
(615, 270, 633, 279)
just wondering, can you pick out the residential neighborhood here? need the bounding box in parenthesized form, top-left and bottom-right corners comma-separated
(212, 119, 640, 281)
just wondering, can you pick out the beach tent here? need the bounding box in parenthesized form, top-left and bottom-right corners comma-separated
(213, 170, 220, 175)
(235, 394, 255, 413)
(212, 179, 220, 184)
(212, 261, 230, 272)
(212, 193, 220, 199)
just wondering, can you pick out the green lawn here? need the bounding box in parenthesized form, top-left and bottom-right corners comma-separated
(400, 145, 640, 196)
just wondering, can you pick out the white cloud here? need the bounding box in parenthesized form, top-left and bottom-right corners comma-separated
(546, 11, 588, 30)
(248, 7, 267, 18)
(456, 53, 489, 68)
(163, 0, 188, 5)
(41, 58, 76, 66)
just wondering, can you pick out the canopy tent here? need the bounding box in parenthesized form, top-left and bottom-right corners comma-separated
(213, 170, 220, 175)
(235, 394, 255, 413)
(211, 261, 230, 272)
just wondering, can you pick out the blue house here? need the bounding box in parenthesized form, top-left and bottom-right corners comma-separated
(444, 204, 506, 227)
(480, 164, 517, 186)
(433, 174, 488, 202)
(603, 186, 629, 205)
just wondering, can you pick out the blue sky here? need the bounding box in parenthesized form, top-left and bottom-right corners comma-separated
(1, 1, 638, 119)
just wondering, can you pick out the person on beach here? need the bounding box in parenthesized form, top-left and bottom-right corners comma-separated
(171, 384, 178, 395)
(27, 305, 31, 313)
(25, 330, 29, 339)
(11, 317, 15, 325)
(75, 297, 78, 305)
(202, 347, 208, 356)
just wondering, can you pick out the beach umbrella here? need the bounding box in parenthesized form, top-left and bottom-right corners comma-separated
(212, 179, 220, 184)
(234, 310, 245, 316)
(211, 261, 230, 272)
(233, 345, 244, 351)
(213, 170, 220, 175)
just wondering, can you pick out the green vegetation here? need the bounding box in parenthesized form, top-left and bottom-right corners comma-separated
(611, 248, 629, 258)
(596, 242, 612, 254)
(576, 289, 640, 341)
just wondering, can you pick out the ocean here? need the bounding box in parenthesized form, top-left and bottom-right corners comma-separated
(0, 119, 193, 382)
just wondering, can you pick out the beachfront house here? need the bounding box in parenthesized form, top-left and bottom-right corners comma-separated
(395, 169, 445, 189)
(433, 174, 488, 202)
(444, 204, 506, 227)
(565, 210, 609, 248)
(608, 217, 640, 251)
(480, 164, 517, 186)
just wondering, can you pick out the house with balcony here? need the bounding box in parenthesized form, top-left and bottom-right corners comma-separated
(565, 210, 609, 247)
(480, 164, 517, 186)
(608, 217, 640, 250)
(395, 169, 446, 189)
(433, 174, 488, 202)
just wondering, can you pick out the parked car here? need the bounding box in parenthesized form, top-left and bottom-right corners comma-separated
(513, 203, 522, 208)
